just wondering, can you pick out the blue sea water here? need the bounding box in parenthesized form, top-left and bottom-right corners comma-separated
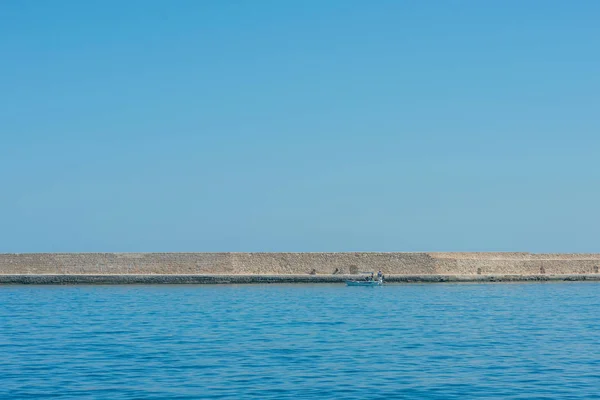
(1, 283, 599, 399)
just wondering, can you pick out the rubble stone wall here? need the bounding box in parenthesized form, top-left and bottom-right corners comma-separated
(1, 252, 599, 275)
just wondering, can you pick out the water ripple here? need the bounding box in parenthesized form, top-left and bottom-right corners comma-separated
(1, 283, 600, 399)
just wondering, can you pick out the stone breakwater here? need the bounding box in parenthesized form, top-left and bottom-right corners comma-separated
(1, 274, 599, 285)
(0, 253, 599, 284)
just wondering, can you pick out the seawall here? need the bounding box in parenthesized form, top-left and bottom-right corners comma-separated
(1, 252, 600, 284)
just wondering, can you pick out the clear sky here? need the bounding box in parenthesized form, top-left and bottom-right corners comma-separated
(1, 1, 599, 253)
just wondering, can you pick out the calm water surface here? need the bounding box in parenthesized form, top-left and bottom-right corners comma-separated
(1, 283, 599, 399)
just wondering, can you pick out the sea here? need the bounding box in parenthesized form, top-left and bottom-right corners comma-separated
(1, 282, 599, 399)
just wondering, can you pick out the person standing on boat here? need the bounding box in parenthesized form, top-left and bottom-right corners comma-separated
(377, 270, 383, 282)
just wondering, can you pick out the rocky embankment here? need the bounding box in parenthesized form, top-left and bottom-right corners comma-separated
(1, 252, 599, 284)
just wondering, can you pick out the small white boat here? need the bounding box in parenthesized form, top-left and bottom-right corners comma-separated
(345, 279, 382, 286)
(346, 271, 383, 286)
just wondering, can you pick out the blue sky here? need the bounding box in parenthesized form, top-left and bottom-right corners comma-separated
(1, 1, 599, 252)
